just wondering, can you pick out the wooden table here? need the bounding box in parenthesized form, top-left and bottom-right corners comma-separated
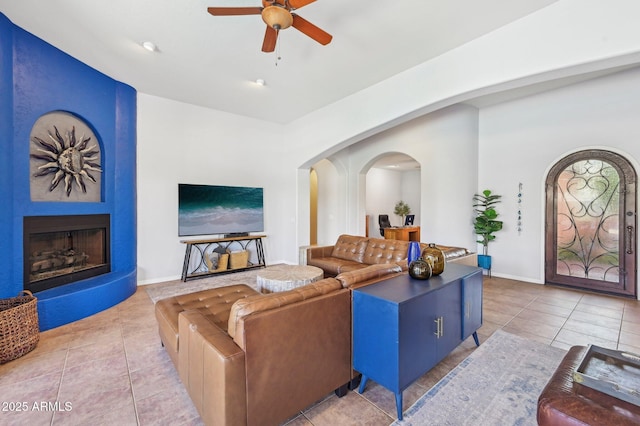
(383, 226, 420, 241)
(256, 264, 324, 293)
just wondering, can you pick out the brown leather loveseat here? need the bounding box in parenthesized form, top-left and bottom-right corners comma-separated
(155, 279, 352, 426)
(306, 234, 477, 277)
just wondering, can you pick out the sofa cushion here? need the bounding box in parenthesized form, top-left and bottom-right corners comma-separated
(362, 238, 410, 265)
(227, 278, 342, 347)
(336, 263, 403, 288)
(307, 256, 366, 277)
(330, 234, 369, 263)
(435, 244, 470, 260)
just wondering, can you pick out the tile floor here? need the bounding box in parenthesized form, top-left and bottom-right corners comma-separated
(1, 276, 639, 425)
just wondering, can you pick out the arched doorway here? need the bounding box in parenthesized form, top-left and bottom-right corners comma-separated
(365, 153, 421, 239)
(545, 149, 637, 297)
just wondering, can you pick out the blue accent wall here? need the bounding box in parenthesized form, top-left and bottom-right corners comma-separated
(0, 13, 137, 330)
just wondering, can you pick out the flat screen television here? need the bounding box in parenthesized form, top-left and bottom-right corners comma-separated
(178, 184, 264, 237)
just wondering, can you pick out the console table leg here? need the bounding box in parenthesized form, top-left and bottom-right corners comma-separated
(473, 331, 480, 347)
(395, 393, 403, 420)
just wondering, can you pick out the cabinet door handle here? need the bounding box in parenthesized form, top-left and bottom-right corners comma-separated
(433, 316, 444, 338)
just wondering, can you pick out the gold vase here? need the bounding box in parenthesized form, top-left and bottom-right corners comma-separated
(420, 243, 445, 276)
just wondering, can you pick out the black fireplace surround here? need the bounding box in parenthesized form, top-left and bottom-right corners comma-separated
(23, 214, 111, 293)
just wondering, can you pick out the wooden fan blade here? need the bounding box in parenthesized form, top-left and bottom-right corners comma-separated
(288, 0, 317, 9)
(207, 7, 263, 16)
(262, 26, 278, 52)
(291, 14, 332, 45)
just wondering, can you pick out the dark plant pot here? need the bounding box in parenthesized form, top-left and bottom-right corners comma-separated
(477, 254, 492, 270)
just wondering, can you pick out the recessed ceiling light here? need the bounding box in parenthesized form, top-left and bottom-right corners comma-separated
(255, 79, 266, 86)
(142, 41, 157, 52)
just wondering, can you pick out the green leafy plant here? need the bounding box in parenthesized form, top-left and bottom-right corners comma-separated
(394, 200, 411, 225)
(473, 189, 503, 256)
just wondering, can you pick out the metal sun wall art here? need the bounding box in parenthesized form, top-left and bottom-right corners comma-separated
(29, 113, 102, 201)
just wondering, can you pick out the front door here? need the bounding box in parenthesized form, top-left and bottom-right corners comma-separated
(545, 150, 637, 297)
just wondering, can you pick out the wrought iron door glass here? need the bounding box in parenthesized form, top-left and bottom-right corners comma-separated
(555, 159, 619, 282)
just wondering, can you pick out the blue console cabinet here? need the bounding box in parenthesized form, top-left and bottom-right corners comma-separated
(353, 263, 483, 420)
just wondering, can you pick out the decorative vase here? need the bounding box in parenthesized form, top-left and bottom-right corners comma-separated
(420, 243, 446, 276)
(407, 241, 421, 264)
(408, 257, 433, 280)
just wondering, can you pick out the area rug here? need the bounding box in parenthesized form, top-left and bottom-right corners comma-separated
(394, 329, 567, 425)
(144, 267, 266, 303)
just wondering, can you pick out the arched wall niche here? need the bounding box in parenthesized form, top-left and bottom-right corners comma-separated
(29, 111, 103, 202)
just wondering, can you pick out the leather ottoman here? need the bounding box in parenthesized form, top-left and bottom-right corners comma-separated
(537, 345, 640, 425)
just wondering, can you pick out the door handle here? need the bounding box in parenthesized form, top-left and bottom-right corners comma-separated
(627, 226, 634, 254)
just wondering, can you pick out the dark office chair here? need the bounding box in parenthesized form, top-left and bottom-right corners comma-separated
(378, 214, 391, 237)
(404, 215, 415, 226)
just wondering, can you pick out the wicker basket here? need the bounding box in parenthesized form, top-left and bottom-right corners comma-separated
(229, 250, 249, 269)
(0, 290, 39, 364)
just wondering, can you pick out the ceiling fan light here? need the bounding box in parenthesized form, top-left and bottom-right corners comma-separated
(262, 6, 293, 30)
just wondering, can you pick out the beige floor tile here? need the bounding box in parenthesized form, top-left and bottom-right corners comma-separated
(514, 308, 568, 328)
(573, 303, 623, 320)
(617, 342, 640, 354)
(621, 321, 640, 336)
(579, 293, 627, 310)
(302, 391, 394, 425)
(554, 328, 617, 350)
(534, 295, 579, 310)
(623, 307, 640, 324)
(483, 308, 516, 326)
(502, 317, 560, 340)
(135, 387, 202, 426)
(562, 318, 620, 342)
(619, 331, 640, 348)
(525, 301, 573, 317)
(568, 309, 622, 330)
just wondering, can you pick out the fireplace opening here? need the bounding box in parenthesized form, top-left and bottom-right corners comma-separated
(23, 214, 111, 293)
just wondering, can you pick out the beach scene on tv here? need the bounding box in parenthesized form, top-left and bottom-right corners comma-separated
(178, 184, 264, 237)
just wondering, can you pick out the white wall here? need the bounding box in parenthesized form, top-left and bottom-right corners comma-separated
(478, 66, 640, 283)
(136, 94, 291, 284)
(312, 159, 343, 246)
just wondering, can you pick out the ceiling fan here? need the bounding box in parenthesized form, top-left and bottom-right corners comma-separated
(207, 0, 332, 52)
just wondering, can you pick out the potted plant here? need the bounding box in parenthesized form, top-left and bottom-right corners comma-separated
(473, 189, 503, 271)
(394, 201, 411, 226)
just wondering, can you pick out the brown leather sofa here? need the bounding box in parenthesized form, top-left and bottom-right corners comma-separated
(306, 234, 477, 277)
(154, 263, 403, 426)
(156, 279, 352, 426)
